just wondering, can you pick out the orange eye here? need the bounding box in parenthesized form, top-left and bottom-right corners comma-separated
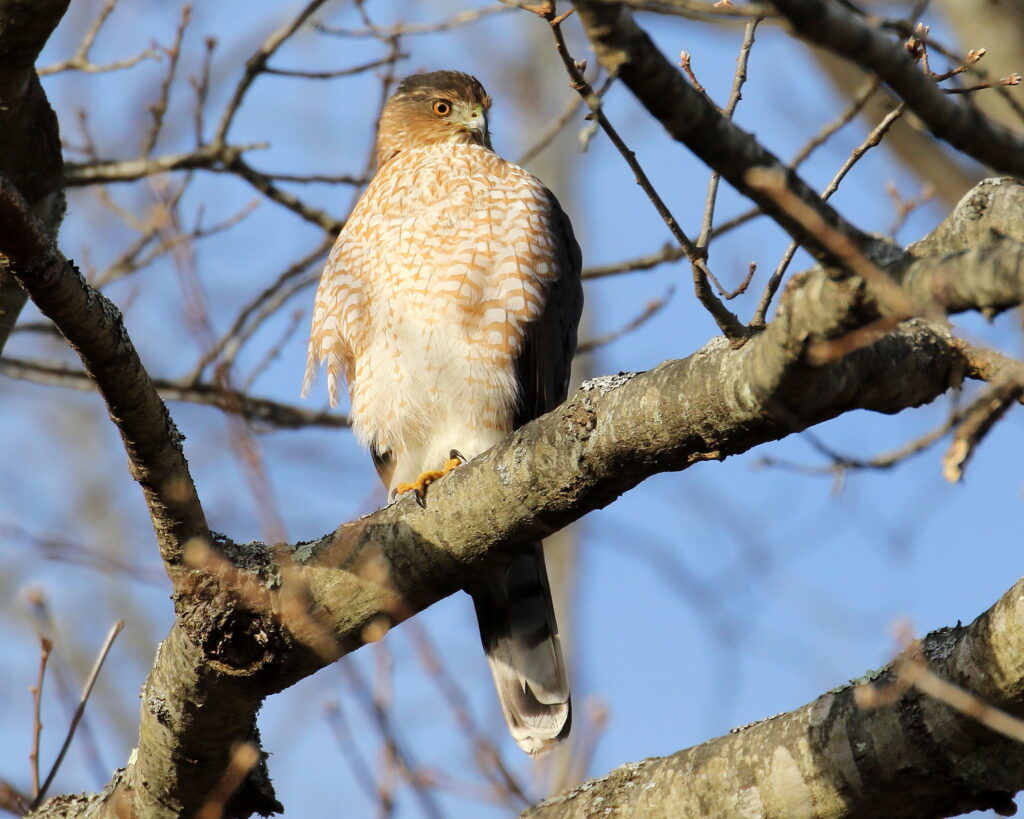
(432, 100, 451, 116)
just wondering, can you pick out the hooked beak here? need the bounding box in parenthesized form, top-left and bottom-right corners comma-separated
(458, 102, 489, 143)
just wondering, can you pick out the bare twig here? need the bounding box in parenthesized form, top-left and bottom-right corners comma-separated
(262, 54, 409, 80)
(340, 660, 446, 819)
(746, 167, 920, 336)
(0, 357, 349, 430)
(315, 4, 513, 38)
(29, 636, 53, 797)
(142, 4, 192, 158)
(37, 0, 158, 76)
(577, 287, 674, 353)
(213, 0, 333, 147)
(528, 0, 746, 339)
(30, 621, 124, 811)
(696, 17, 761, 253)
(751, 104, 907, 326)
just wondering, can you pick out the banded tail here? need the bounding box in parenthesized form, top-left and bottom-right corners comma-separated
(471, 544, 571, 755)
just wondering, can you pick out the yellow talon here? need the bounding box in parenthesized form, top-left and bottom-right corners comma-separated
(395, 453, 464, 506)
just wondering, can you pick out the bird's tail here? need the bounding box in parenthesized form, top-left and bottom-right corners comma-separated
(470, 543, 571, 756)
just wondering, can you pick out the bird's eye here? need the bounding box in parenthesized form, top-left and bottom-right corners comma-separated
(432, 100, 452, 116)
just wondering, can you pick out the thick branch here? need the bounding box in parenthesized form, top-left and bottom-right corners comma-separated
(0, 0, 68, 352)
(524, 574, 1024, 818)
(43, 288, 962, 818)
(771, 0, 1024, 176)
(0, 176, 207, 569)
(28, 177, 1024, 817)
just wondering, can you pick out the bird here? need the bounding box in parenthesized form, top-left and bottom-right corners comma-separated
(303, 70, 582, 755)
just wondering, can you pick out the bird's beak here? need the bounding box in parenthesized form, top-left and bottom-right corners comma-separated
(459, 103, 489, 142)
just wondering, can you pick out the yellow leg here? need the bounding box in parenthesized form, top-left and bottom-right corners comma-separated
(395, 453, 464, 505)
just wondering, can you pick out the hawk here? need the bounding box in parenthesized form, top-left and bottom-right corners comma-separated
(304, 70, 582, 755)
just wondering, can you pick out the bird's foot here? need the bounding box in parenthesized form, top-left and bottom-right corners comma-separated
(394, 451, 465, 507)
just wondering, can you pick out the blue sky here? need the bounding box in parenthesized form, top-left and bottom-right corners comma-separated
(1, 1, 1019, 816)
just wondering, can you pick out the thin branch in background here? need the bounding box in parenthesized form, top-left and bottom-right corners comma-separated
(885, 181, 935, 236)
(315, 3, 512, 38)
(748, 104, 910, 328)
(755, 404, 967, 488)
(581, 241, 683, 280)
(525, 0, 747, 340)
(1, 521, 165, 585)
(257, 171, 367, 185)
(790, 77, 882, 168)
(577, 286, 674, 354)
(325, 699, 387, 806)
(213, 0, 333, 147)
(340, 658, 446, 819)
(94, 196, 260, 287)
(406, 622, 530, 810)
(221, 156, 344, 234)
(696, 16, 761, 299)
(30, 621, 124, 812)
(0, 357, 349, 430)
(152, 174, 289, 545)
(141, 4, 192, 158)
(37, 0, 158, 76)
(239, 308, 305, 393)
(341, 7, 404, 215)
(29, 635, 53, 798)
(190, 35, 217, 147)
(194, 742, 261, 819)
(21, 592, 111, 789)
(188, 235, 332, 382)
(262, 53, 409, 80)
(517, 92, 585, 166)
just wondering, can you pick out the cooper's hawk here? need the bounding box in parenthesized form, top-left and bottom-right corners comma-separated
(304, 70, 582, 755)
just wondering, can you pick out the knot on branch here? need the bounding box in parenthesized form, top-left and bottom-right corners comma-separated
(175, 537, 284, 677)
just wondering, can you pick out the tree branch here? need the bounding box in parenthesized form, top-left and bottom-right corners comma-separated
(0, 0, 69, 352)
(771, 0, 1024, 177)
(0, 175, 207, 570)
(524, 575, 1024, 818)
(23, 169, 1024, 816)
(569, 0, 900, 276)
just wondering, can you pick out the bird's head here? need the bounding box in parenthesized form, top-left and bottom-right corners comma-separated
(375, 70, 493, 169)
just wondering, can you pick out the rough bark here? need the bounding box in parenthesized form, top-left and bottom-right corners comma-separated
(0, 0, 67, 352)
(524, 577, 1024, 818)
(19, 175, 1023, 816)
